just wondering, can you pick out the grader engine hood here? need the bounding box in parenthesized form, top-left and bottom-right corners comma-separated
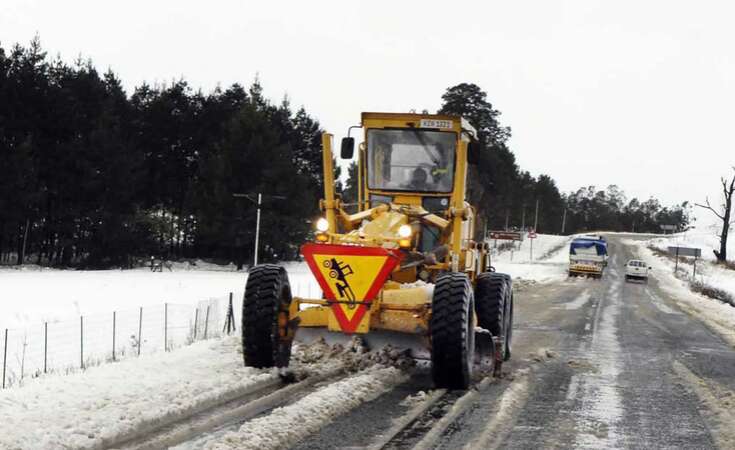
(301, 243, 402, 333)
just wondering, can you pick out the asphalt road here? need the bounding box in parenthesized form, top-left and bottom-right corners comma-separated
(293, 235, 735, 450)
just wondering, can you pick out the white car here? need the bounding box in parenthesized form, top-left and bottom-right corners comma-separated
(625, 259, 650, 283)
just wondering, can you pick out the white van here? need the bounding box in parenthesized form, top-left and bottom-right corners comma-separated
(625, 259, 650, 283)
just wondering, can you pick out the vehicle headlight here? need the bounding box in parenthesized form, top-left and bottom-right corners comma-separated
(398, 224, 412, 238)
(316, 217, 329, 232)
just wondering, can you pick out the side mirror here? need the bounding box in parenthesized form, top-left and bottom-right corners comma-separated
(341, 137, 355, 159)
(467, 141, 479, 165)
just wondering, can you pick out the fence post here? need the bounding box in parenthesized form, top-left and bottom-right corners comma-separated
(193, 308, 199, 340)
(138, 307, 143, 356)
(164, 303, 168, 352)
(2, 329, 7, 389)
(229, 292, 233, 332)
(112, 311, 116, 361)
(231, 293, 236, 332)
(204, 305, 210, 339)
(44, 322, 48, 374)
(80, 316, 84, 369)
(223, 293, 235, 334)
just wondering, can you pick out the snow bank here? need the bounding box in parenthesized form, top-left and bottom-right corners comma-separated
(489, 233, 572, 283)
(0, 337, 277, 449)
(644, 228, 735, 301)
(0, 336, 396, 450)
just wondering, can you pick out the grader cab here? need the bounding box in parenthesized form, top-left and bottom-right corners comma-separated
(242, 112, 514, 389)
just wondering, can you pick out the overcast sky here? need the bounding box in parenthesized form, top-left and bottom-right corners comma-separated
(2, 0, 733, 228)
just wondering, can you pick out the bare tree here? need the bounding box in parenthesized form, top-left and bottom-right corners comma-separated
(696, 168, 735, 262)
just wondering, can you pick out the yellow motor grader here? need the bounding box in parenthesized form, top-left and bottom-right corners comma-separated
(242, 112, 513, 388)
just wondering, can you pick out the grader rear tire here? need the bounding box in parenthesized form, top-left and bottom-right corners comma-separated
(430, 272, 475, 389)
(242, 264, 293, 368)
(475, 272, 513, 361)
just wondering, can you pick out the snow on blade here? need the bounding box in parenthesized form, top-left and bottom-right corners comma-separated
(205, 366, 407, 450)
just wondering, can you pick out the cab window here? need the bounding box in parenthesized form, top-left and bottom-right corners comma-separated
(367, 129, 456, 193)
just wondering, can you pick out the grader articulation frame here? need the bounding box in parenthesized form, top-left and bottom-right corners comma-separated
(242, 112, 514, 389)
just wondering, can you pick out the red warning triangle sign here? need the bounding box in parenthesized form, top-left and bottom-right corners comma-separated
(301, 243, 402, 333)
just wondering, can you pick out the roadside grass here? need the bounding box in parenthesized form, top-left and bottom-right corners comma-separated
(689, 280, 735, 308)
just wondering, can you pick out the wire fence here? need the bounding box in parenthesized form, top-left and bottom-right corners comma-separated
(1, 293, 244, 389)
(1, 269, 323, 390)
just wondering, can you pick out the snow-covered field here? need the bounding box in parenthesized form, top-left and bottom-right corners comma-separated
(490, 233, 573, 283)
(647, 225, 733, 263)
(644, 226, 735, 302)
(0, 263, 321, 388)
(0, 262, 321, 330)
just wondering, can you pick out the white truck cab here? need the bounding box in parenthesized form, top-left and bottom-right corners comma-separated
(625, 259, 650, 283)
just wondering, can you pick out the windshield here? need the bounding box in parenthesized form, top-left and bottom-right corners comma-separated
(367, 129, 456, 193)
(570, 239, 607, 256)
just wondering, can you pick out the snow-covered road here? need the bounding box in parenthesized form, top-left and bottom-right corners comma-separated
(294, 235, 735, 449)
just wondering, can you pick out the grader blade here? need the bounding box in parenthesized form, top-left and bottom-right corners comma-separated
(294, 327, 431, 360)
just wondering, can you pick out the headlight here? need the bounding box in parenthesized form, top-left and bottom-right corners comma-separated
(316, 217, 329, 232)
(398, 224, 412, 238)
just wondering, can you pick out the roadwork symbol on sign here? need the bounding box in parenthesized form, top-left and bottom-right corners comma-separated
(323, 258, 356, 302)
(301, 243, 402, 333)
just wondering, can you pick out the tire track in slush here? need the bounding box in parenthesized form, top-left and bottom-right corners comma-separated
(360, 372, 534, 450)
(118, 367, 347, 450)
(196, 366, 408, 450)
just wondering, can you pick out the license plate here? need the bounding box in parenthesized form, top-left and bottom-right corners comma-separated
(419, 119, 453, 129)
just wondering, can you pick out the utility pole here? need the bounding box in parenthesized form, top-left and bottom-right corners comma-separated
(521, 203, 526, 231)
(561, 208, 567, 234)
(533, 199, 539, 232)
(233, 192, 286, 268)
(530, 236, 533, 261)
(505, 209, 510, 231)
(254, 193, 262, 266)
(20, 218, 29, 265)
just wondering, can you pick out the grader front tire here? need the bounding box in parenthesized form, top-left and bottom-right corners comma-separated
(242, 264, 293, 368)
(430, 272, 475, 389)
